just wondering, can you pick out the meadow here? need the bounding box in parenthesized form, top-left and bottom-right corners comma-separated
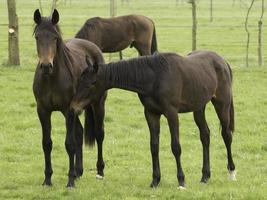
(0, 0, 266, 199)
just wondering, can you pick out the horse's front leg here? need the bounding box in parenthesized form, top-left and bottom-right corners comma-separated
(63, 110, 76, 187)
(92, 96, 106, 179)
(37, 106, 53, 186)
(74, 116, 83, 178)
(165, 109, 185, 189)
(144, 109, 161, 188)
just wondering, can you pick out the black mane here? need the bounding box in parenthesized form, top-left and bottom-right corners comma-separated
(102, 53, 169, 90)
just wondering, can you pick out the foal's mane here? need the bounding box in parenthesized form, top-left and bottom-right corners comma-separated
(103, 54, 169, 89)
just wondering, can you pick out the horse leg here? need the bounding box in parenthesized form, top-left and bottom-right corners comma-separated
(165, 109, 185, 188)
(193, 107, 211, 183)
(144, 109, 161, 188)
(92, 97, 106, 179)
(63, 110, 76, 187)
(75, 116, 83, 178)
(212, 99, 236, 181)
(37, 107, 53, 186)
(133, 42, 151, 56)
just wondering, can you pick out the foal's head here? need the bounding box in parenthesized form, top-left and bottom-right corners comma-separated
(33, 9, 61, 75)
(71, 58, 104, 114)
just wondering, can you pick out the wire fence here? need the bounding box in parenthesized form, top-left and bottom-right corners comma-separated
(0, 0, 265, 66)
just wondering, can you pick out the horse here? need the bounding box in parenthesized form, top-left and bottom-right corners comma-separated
(70, 50, 236, 188)
(32, 9, 107, 187)
(75, 15, 158, 56)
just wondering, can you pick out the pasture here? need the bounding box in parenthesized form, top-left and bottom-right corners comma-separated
(0, 0, 266, 199)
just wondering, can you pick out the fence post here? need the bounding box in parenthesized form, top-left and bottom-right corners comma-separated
(189, 0, 197, 51)
(110, 0, 122, 60)
(7, 0, 20, 66)
(210, 0, 213, 22)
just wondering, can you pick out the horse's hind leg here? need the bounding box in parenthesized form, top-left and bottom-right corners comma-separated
(193, 106, 211, 183)
(37, 107, 53, 186)
(133, 42, 151, 56)
(92, 95, 106, 179)
(212, 98, 236, 180)
(144, 109, 161, 188)
(75, 117, 83, 178)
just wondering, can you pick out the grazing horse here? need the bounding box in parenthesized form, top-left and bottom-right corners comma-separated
(70, 51, 236, 188)
(33, 9, 107, 187)
(75, 15, 158, 56)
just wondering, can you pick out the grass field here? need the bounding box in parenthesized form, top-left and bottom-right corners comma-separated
(0, 0, 267, 199)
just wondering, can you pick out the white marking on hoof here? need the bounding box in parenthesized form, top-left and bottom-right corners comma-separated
(96, 174, 103, 180)
(178, 186, 186, 190)
(229, 170, 237, 181)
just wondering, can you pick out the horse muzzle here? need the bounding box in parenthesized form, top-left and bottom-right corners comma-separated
(40, 63, 53, 75)
(70, 101, 83, 115)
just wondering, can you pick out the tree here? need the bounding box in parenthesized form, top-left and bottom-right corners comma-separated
(7, 0, 20, 66)
(245, 0, 255, 67)
(258, 0, 265, 66)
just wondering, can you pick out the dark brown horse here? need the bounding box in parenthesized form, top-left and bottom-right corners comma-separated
(33, 9, 107, 187)
(75, 15, 157, 56)
(71, 50, 236, 188)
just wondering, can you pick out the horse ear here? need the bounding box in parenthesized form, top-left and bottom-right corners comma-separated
(51, 9, 59, 25)
(85, 56, 99, 73)
(34, 9, 41, 25)
(92, 62, 99, 73)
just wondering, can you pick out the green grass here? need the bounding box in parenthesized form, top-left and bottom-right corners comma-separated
(0, 0, 267, 199)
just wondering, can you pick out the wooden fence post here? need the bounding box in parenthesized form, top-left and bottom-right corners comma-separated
(110, 0, 123, 60)
(210, 0, 213, 22)
(7, 0, 20, 66)
(189, 0, 197, 51)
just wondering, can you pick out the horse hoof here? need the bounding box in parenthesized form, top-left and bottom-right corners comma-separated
(178, 186, 186, 190)
(96, 174, 104, 180)
(229, 170, 237, 181)
(150, 180, 160, 188)
(200, 177, 209, 183)
(42, 180, 52, 187)
(66, 182, 75, 188)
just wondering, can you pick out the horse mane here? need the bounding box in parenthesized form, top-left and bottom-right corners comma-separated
(33, 17, 75, 82)
(75, 17, 100, 38)
(103, 54, 169, 90)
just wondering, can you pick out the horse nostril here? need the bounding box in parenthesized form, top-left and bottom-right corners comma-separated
(48, 63, 53, 69)
(40, 63, 43, 69)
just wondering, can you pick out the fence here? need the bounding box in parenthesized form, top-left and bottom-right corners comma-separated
(0, 0, 265, 67)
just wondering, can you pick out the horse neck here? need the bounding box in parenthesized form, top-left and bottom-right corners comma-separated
(53, 40, 74, 81)
(99, 60, 148, 94)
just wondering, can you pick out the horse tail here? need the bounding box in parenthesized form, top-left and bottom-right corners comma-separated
(226, 62, 235, 133)
(84, 105, 95, 147)
(151, 26, 158, 54)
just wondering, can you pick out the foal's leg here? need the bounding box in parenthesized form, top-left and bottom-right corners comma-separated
(63, 110, 76, 187)
(212, 99, 236, 180)
(193, 107, 211, 183)
(165, 109, 185, 188)
(75, 117, 83, 178)
(92, 97, 106, 179)
(37, 107, 53, 186)
(144, 109, 161, 188)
